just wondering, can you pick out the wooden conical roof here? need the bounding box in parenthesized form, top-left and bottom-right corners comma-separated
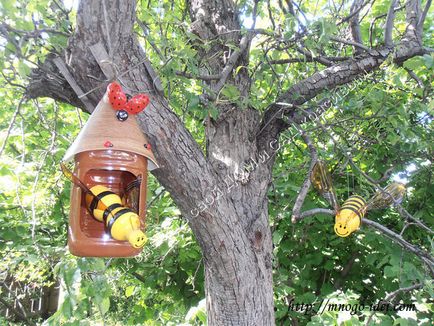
(63, 93, 158, 170)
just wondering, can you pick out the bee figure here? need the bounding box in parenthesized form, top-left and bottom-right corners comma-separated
(61, 163, 147, 248)
(310, 161, 406, 237)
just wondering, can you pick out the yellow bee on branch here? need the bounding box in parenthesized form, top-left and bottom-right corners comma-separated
(310, 161, 406, 237)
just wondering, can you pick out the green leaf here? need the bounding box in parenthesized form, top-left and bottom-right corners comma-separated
(99, 297, 110, 315)
(221, 84, 240, 101)
(403, 57, 424, 70)
(422, 54, 433, 68)
(125, 286, 135, 298)
(209, 107, 219, 120)
(61, 296, 73, 319)
(17, 62, 30, 78)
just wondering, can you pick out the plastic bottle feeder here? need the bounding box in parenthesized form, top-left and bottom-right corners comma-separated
(62, 90, 158, 257)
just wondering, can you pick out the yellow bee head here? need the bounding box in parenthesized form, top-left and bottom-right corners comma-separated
(334, 210, 361, 237)
(127, 229, 148, 248)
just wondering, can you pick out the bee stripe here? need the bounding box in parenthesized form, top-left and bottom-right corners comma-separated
(348, 195, 366, 204)
(341, 206, 361, 212)
(340, 206, 363, 221)
(342, 201, 365, 209)
(103, 203, 123, 223)
(107, 208, 132, 233)
(342, 199, 365, 206)
(89, 191, 113, 212)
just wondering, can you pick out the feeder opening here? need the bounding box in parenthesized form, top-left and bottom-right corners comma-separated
(79, 169, 142, 239)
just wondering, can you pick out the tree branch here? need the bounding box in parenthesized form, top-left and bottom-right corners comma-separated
(314, 119, 433, 234)
(384, 0, 398, 47)
(295, 208, 434, 270)
(369, 5, 404, 47)
(348, 0, 365, 55)
(268, 56, 349, 65)
(290, 126, 318, 222)
(365, 282, 426, 324)
(0, 22, 70, 38)
(417, 0, 432, 29)
(0, 96, 26, 158)
(295, 45, 333, 66)
(258, 49, 389, 143)
(330, 36, 371, 52)
(363, 218, 434, 270)
(338, 0, 371, 25)
(418, 0, 432, 34)
(297, 208, 335, 220)
(258, 0, 425, 145)
(175, 70, 222, 81)
(384, 283, 424, 301)
(402, 66, 424, 87)
(207, 33, 251, 100)
(334, 252, 359, 289)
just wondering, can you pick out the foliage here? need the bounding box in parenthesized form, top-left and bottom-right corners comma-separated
(0, 0, 433, 325)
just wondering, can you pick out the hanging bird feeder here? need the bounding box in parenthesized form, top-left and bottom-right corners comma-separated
(62, 83, 158, 257)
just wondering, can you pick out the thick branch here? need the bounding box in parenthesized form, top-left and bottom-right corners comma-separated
(419, 0, 432, 30)
(258, 49, 390, 143)
(362, 218, 434, 268)
(384, 0, 398, 47)
(258, 0, 425, 145)
(26, 54, 83, 108)
(349, 0, 365, 55)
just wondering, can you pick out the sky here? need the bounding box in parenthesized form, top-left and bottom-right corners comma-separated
(63, 0, 78, 11)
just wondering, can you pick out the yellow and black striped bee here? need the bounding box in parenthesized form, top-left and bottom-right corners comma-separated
(310, 161, 406, 237)
(61, 163, 147, 248)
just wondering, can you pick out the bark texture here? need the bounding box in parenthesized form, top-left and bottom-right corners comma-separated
(24, 0, 429, 324)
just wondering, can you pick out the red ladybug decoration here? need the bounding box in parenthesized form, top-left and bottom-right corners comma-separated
(106, 82, 150, 114)
(107, 82, 122, 93)
(126, 94, 150, 114)
(125, 98, 142, 114)
(109, 91, 127, 110)
(135, 94, 150, 108)
(104, 140, 113, 148)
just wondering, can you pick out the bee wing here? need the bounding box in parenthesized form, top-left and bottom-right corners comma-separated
(121, 177, 142, 213)
(60, 162, 92, 196)
(367, 182, 406, 210)
(60, 162, 111, 215)
(310, 161, 340, 212)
